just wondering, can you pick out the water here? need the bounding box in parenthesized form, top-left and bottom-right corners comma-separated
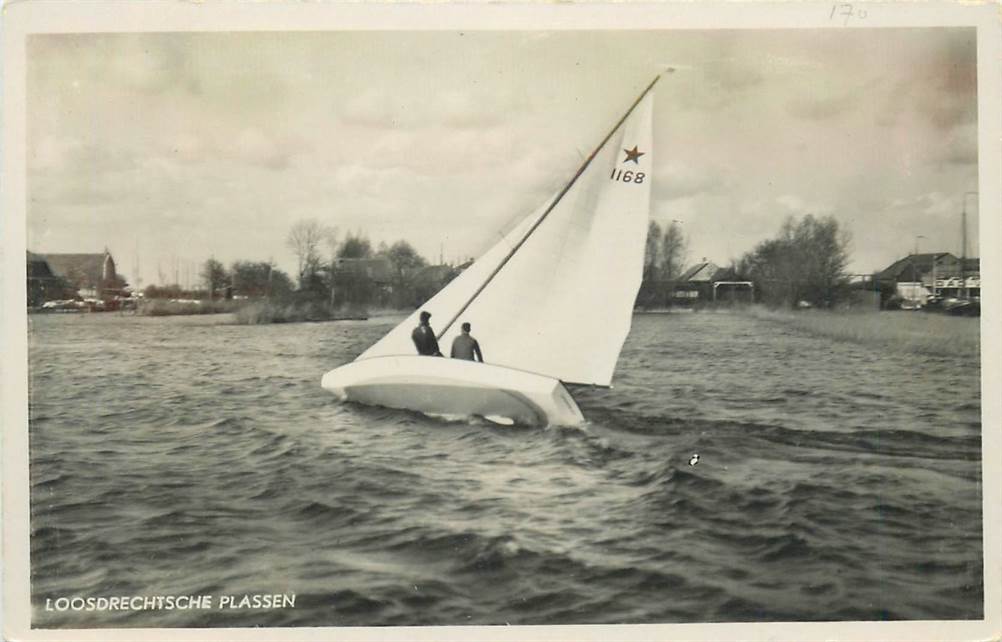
(27, 312, 983, 627)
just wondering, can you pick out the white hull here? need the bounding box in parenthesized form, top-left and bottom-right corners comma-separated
(321, 356, 585, 427)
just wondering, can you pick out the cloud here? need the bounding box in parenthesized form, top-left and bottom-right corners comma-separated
(774, 194, 831, 216)
(653, 162, 726, 201)
(338, 90, 401, 128)
(916, 32, 977, 131)
(933, 123, 978, 166)
(704, 56, 764, 93)
(787, 89, 859, 121)
(775, 195, 805, 211)
(881, 191, 966, 221)
(880, 30, 977, 132)
(230, 128, 296, 170)
(919, 94, 977, 132)
(911, 192, 960, 218)
(29, 137, 136, 175)
(676, 51, 767, 111)
(338, 87, 507, 131)
(786, 74, 884, 122)
(33, 34, 201, 98)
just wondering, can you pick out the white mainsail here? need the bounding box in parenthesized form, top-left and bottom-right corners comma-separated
(358, 91, 654, 387)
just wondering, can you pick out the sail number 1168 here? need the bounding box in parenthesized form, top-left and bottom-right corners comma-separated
(610, 169, 645, 184)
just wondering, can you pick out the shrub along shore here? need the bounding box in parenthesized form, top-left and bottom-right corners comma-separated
(136, 299, 241, 316)
(232, 301, 369, 324)
(744, 306, 980, 359)
(135, 298, 398, 324)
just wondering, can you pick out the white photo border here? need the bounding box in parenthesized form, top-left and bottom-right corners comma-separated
(3, 2, 1000, 641)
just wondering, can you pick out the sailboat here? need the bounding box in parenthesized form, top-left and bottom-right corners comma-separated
(321, 72, 663, 426)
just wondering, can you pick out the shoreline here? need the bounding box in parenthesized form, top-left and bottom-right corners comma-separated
(29, 304, 982, 361)
(29, 302, 414, 325)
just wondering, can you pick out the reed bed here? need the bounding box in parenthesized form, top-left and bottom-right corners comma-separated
(232, 301, 369, 325)
(137, 299, 240, 316)
(744, 306, 980, 358)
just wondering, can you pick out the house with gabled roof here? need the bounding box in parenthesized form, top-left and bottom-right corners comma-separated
(678, 261, 723, 283)
(332, 257, 395, 285)
(35, 249, 128, 300)
(875, 252, 980, 303)
(876, 253, 960, 284)
(675, 261, 721, 302)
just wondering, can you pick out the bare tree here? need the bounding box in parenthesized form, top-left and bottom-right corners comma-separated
(739, 214, 852, 308)
(286, 219, 330, 288)
(322, 226, 340, 264)
(660, 221, 687, 281)
(644, 221, 662, 281)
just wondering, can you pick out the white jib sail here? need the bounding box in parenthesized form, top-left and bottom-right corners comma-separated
(358, 92, 654, 387)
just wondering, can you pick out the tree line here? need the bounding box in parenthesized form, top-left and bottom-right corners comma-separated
(284, 218, 456, 308)
(637, 214, 853, 309)
(143, 218, 455, 311)
(637, 220, 688, 307)
(144, 213, 854, 312)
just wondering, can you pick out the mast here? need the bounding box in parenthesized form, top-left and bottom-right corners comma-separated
(436, 71, 668, 339)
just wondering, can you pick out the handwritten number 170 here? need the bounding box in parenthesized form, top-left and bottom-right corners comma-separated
(830, 4, 867, 25)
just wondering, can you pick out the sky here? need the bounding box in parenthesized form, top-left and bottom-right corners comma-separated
(27, 28, 979, 288)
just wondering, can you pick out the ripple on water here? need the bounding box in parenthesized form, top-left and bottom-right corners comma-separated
(27, 312, 983, 626)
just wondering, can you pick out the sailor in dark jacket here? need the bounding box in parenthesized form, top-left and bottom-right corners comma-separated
(411, 310, 443, 356)
(450, 322, 484, 363)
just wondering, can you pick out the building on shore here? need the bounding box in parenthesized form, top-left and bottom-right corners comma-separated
(328, 258, 463, 308)
(331, 257, 395, 305)
(875, 253, 980, 306)
(675, 262, 753, 306)
(404, 264, 460, 308)
(636, 261, 753, 308)
(27, 249, 129, 304)
(26, 252, 77, 306)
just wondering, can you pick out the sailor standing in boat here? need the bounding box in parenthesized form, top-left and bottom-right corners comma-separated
(450, 322, 484, 363)
(411, 311, 443, 356)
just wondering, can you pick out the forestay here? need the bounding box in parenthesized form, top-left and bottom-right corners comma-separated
(358, 93, 654, 386)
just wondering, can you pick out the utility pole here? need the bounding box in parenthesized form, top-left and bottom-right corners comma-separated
(912, 235, 925, 291)
(267, 257, 274, 299)
(932, 256, 938, 296)
(961, 192, 977, 299)
(133, 240, 140, 291)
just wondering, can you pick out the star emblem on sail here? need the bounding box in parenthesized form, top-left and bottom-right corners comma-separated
(623, 146, 645, 164)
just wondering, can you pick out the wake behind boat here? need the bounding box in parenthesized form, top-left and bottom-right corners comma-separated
(322, 72, 664, 425)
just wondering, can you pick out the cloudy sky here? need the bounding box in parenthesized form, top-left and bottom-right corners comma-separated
(27, 28, 978, 288)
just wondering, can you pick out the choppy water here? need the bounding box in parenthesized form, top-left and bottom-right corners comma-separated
(28, 311, 982, 627)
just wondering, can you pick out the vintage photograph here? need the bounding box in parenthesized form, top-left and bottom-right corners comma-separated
(5, 7, 998, 638)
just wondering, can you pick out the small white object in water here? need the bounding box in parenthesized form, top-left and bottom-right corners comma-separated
(689, 453, 700, 466)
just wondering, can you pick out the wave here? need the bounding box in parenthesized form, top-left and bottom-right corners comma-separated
(585, 403, 982, 463)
